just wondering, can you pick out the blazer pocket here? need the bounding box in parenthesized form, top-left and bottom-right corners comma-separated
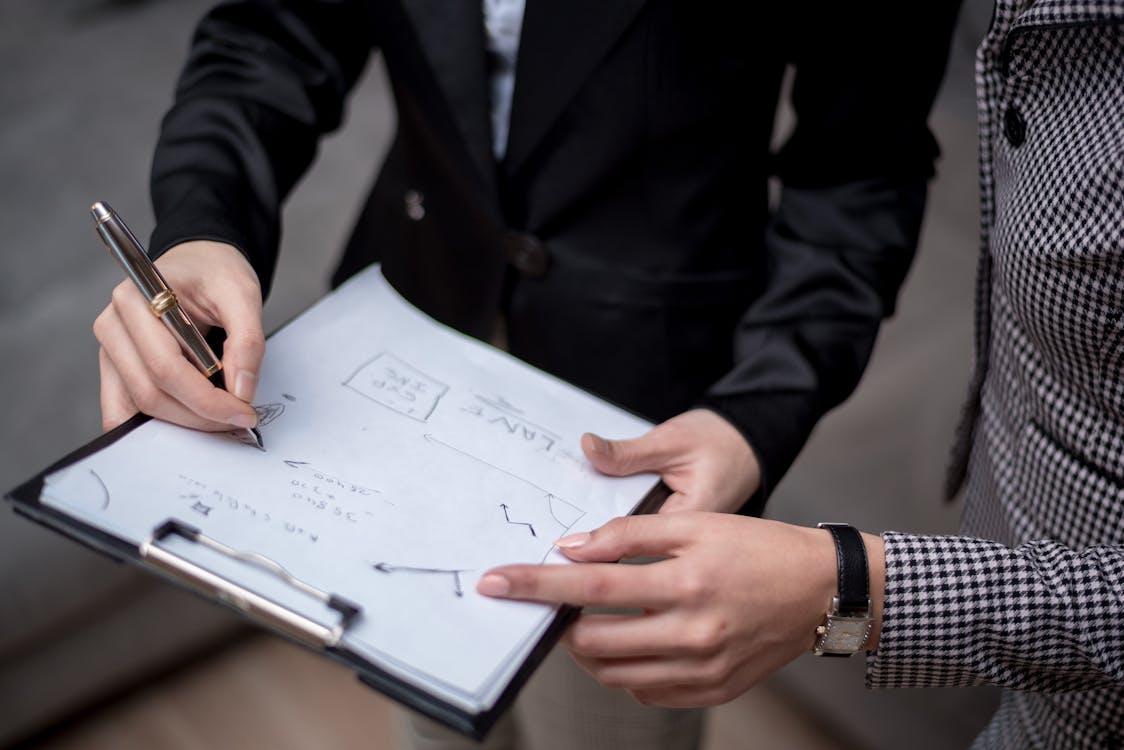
(653, 274, 760, 399)
(575, 270, 761, 419)
(1015, 420, 1124, 549)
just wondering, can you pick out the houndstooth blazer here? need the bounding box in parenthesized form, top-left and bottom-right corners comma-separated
(866, 1, 1124, 747)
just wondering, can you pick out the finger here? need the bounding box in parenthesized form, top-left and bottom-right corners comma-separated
(554, 514, 696, 563)
(476, 560, 680, 609)
(581, 428, 678, 477)
(98, 347, 139, 432)
(571, 653, 727, 693)
(562, 612, 703, 660)
(212, 281, 265, 403)
(158, 243, 264, 403)
(630, 683, 740, 709)
(96, 305, 237, 432)
(110, 282, 257, 427)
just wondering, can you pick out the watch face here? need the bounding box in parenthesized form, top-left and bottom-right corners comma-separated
(826, 619, 870, 650)
(818, 614, 872, 654)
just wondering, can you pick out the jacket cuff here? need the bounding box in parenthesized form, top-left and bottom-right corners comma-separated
(694, 390, 823, 516)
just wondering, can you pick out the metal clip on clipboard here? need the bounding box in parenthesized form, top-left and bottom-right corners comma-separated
(140, 519, 361, 649)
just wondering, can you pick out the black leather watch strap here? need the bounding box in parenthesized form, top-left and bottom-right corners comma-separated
(818, 523, 869, 615)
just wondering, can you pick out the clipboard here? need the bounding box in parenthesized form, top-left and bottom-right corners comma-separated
(3, 266, 669, 739)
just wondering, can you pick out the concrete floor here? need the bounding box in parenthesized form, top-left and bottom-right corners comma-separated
(1, 1, 1000, 747)
(29, 633, 846, 750)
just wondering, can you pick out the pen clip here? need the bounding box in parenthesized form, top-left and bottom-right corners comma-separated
(141, 519, 361, 649)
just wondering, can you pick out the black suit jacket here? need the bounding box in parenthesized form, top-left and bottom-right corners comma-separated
(150, 0, 961, 512)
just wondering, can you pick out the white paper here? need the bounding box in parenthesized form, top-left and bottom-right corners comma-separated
(41, 266, 659, 714)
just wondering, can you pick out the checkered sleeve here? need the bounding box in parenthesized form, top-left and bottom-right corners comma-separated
(866, 532, 1124, 691)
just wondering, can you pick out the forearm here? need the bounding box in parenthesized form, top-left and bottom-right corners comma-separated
(150, 97, 313, 293)
(149, 0, 373, 293)
(710, 1, 960, 507)
(698, 176, 928, 511)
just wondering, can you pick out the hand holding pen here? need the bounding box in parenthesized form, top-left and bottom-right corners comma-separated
(91, 202, 266, 445)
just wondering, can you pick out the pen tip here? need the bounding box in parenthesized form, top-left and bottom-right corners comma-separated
(252, 427, 264, 450)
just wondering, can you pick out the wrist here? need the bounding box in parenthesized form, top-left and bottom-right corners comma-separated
(812, 523, 875, 656)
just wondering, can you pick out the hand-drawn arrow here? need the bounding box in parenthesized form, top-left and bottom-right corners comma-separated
(499, 503, 536, 537)
(372, 562, 467, 597)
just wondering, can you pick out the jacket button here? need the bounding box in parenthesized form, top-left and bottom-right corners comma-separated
(1004, 105, 1026, 147)
(404, 190, 425, 221)
(504, 232, 550, 277)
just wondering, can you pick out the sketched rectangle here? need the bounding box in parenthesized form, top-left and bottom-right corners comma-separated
(343, 352, 449, 422)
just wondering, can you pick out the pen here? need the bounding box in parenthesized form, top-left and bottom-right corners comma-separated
(90, 201, 263, 449)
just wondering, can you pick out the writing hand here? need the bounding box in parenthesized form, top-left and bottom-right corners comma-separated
(93, 240, 264, 432)
(582, 409, 760, 514)
(478, 513, 885, 707)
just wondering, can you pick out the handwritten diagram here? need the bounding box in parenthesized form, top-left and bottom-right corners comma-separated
(227, 402, 286, 450)
(344, 352, 448, 422)
(256, 402, 286, 426)
(372, 562, 468, 598)
(500, 504, 536, 537)
(422, 433, 587, 558)
(90, 470, 110, 510)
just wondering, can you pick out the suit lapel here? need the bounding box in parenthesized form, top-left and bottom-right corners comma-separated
(400, 0, 496, 195)
(504, 0, 648, 177)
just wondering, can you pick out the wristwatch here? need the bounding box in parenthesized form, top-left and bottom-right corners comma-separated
(813, 522, 872, 657)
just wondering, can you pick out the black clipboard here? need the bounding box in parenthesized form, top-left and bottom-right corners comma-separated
(4, 411, 669, 739)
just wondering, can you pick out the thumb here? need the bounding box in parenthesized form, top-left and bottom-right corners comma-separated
(581, 429, 674, 477)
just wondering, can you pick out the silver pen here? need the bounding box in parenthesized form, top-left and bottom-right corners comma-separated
(91, 201, 263, 448)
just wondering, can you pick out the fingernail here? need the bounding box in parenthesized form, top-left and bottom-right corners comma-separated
(476, 574, 511, 596)
(586, 434, 608, 455)
(554, 532, 591, 549)
(234, 370, 258, 402)
(229, 413, 258, 429)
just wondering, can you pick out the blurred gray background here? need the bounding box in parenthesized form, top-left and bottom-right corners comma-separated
(1, 1, 999, 747)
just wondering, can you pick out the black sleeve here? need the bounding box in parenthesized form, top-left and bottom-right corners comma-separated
(698, 1, 963, 515)
(149, 0, 375, 294)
